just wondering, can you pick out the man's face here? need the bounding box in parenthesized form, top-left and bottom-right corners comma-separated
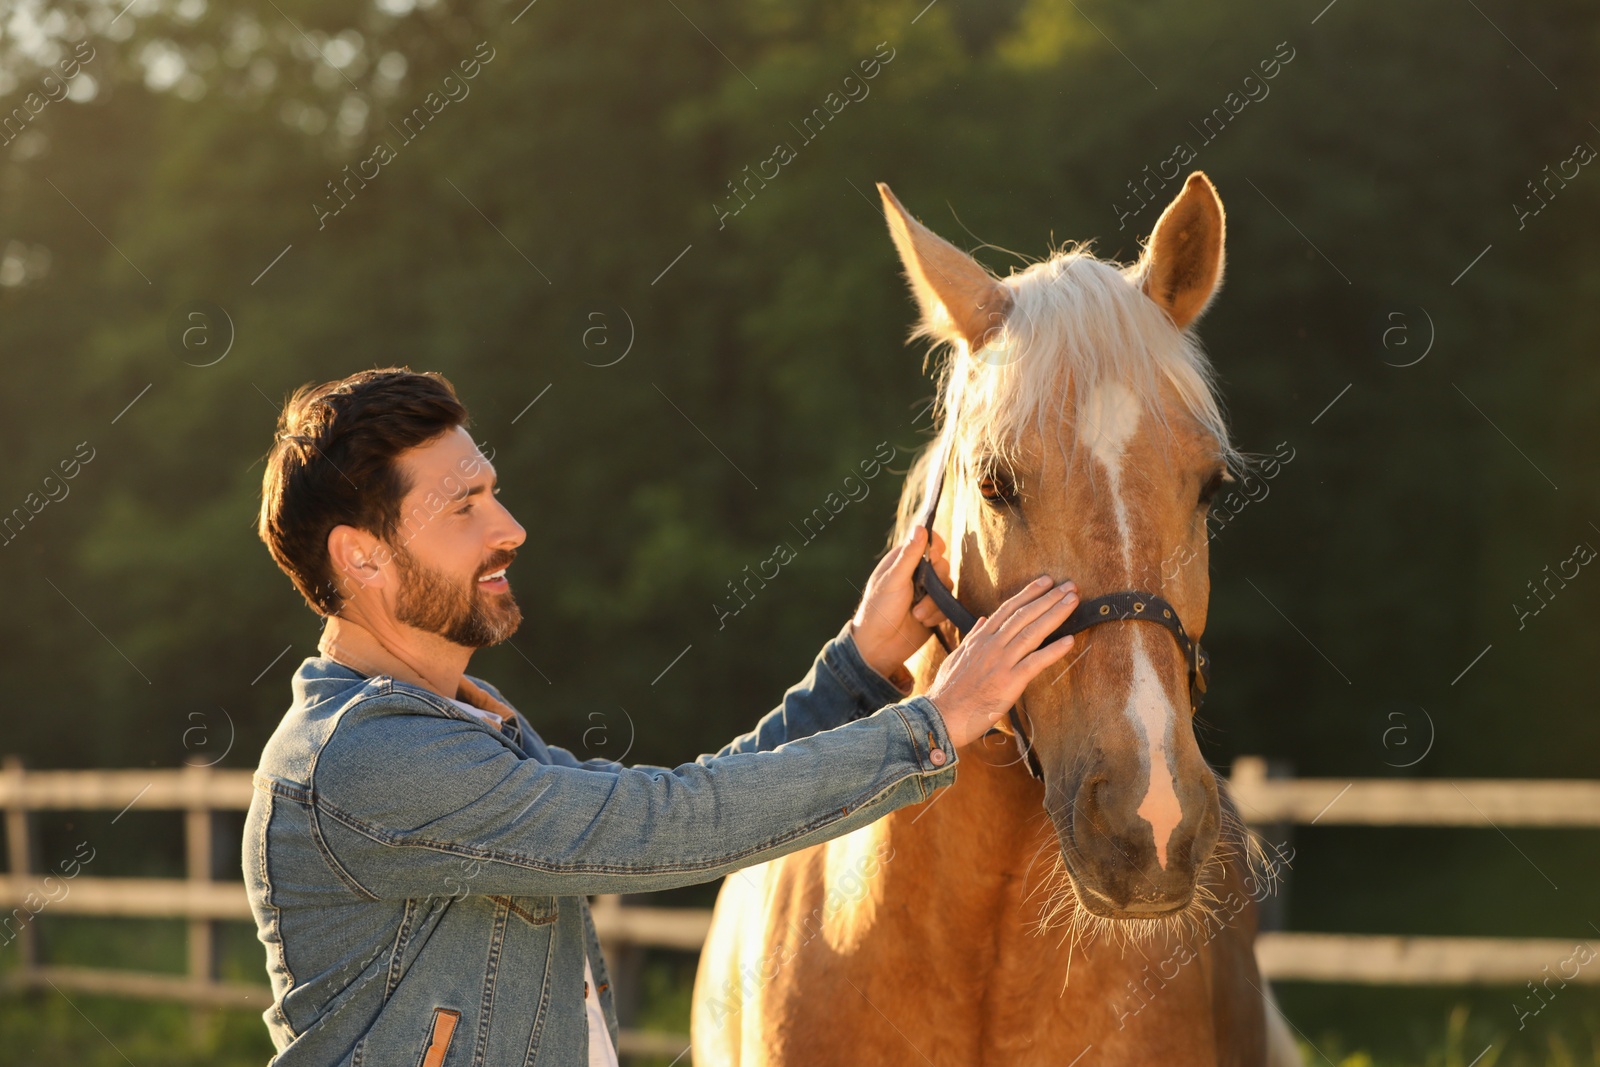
(378, 427, 526, 648)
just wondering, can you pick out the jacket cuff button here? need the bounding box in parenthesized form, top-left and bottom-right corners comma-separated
(929, 747, 947, 767)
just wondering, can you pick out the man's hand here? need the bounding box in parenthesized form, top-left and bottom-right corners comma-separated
(923, 578, 1078, 749)
(849, 526, 952, 684)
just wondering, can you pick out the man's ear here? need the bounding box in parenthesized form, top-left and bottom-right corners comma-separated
(878, 182, 1013, 353)
(327, 524, 385, 598)
(1131, 171, 1226, 329)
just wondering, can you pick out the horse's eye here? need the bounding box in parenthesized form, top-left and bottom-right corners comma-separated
(1198, 468, 1231, 508)
(978, 471, 1019, 506)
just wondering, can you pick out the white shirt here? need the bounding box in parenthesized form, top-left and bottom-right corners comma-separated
(449, 696, 508, 729)
(449, 698, 620, 1067)
(583, 953, 620, 1067)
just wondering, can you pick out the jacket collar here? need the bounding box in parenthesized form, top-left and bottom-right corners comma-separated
(316, 621, 507, 725)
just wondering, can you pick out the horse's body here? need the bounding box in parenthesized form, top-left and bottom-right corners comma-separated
(692, 174, 1301, 1067)
(693, 740, 1274, 1065)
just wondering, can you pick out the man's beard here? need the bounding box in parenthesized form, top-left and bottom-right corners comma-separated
(391, 543, 522, 647)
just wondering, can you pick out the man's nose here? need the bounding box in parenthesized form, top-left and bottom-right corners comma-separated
(492, 504, 526, 550)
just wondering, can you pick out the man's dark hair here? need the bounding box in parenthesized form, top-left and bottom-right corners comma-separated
(259, 367, 470, 616)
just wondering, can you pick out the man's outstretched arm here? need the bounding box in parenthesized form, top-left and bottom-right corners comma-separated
(305, 688, 959, 900)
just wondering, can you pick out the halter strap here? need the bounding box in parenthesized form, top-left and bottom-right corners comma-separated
(909, 398, 1211, 781)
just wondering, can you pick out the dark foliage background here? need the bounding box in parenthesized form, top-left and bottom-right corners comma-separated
(1, 0, 1597, 1062)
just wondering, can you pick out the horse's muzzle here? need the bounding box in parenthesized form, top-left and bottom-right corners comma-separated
(1049, 767, 1222, 919)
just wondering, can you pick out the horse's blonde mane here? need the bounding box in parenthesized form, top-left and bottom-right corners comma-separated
(890, 248, 1237, 549)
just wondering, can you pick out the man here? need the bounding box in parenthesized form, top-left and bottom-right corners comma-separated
(247, 367, 1080, 1066)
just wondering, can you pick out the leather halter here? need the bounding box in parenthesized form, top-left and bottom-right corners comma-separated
(909, 405, 1211, 782)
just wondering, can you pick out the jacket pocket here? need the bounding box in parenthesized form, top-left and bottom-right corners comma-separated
(418, 1007, 461, 1067)
(494, 894, 557, 927)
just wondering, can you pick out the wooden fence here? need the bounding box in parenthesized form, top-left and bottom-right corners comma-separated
(1228, 757, 1600, 984)
(1, 756, 1597, 1060)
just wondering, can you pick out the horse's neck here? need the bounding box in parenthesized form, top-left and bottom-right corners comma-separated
(877, 638, 1061, 917)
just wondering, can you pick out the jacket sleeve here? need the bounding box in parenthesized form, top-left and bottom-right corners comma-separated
(308, 689, 957, 900)
(713, 618, 914, 757)
(484, 618, 912, 772)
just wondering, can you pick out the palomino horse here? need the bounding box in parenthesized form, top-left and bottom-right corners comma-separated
(691, 172, 1301, 1066)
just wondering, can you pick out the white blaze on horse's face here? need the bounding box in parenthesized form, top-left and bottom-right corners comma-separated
(1081, 380, 1141, 573)
(1082, 381, 1186, 872)
(880, 172, 1232, 921)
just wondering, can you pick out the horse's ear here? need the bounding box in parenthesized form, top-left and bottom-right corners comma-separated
(877, 182, 1012, 352)
(1133, 171, 1226, 330)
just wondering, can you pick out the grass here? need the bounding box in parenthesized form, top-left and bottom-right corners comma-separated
(1277, 984, 1600, 1067)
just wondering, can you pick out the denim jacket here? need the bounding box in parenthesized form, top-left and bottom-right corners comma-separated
(244, 619, 959, 1066)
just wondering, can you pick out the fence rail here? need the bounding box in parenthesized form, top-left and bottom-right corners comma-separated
(1228, 756, 1600, 827)
(2, 756, 1597, 1059)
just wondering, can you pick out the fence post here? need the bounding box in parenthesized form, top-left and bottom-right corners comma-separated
(183, 762, 221, 1032)
(2, 756, 40, 983)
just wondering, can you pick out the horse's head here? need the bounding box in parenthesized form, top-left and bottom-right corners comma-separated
(882, 174, 1237, 928)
